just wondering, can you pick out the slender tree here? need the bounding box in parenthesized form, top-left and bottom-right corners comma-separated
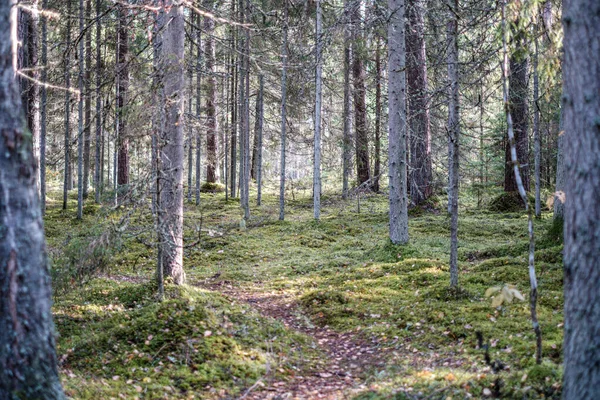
(40, 0, 48, 213)
(83, 0, 92, 199)
(279, 0, 288, 221)
(117, 4, 129, 187)
(204, 3, 218, 184)
(255, 74, 264, 206)
(77, 0, 85, 219)
(313, 0, 323, 220)
(63, 0, 72, 210)
(341, 0, 352, 199)
(388, 0, 409, 244)
(0, 1, 65, 395)
(195, 16, 202, 205)
(447, 0, 459, 287)
(94, 0, 102, 203)
(562, 0, 600, 395)
(373, 34, 382, 193)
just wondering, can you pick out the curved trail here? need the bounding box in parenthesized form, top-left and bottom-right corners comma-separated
(201, 282, 390, 400)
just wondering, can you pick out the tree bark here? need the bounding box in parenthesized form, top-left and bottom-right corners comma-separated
(204, 3, 218, 184)
(195, 15, 202, 205)
(407, 0, 432, 205)
(83, 0, 92, 199)
(388, 0, 409, 245)
(63, 0, 72, 210)
(279, 0, 288, 221)
(562, 0, 600, 395)
(504, 17, 530, 193)
(342, 0, 352, 199)
(447, 0, 459, 288)
(256, 74, 264, 206)
(313, 0, 323, 220)
(117, 5, 129, 187)
(373, 35, 382, 193)
(94, 0, 102, 203)
(0, 1, 65, 396)
(40, 0, 48, 213)
(158, 0, 185, 285)
(187, 15, 194, 203)
(77, 0, 85, 219)
(351, 1, 370, 186)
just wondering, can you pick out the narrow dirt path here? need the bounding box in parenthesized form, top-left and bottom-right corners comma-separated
(200, 281, 391, 400)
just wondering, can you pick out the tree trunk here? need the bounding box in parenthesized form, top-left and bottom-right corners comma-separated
(342, 0, 352, 199)
(117, 5, 129, 187)
(388, 0, 409, 245)
(0, 1, 65, 396)
(533, 20, 541, 217)
(279, 0, 288, 221)
(186, 15, 194, 203)
(562, 0, 600, 395)
(256, 74, 264, 206)
(195, 16, 202, 205)
(94, 0, 102, 203)
(351, 1, 370, 186)
(77, 0, 85, 219)
(407, 0, 432, 205)
(447, 0, 459, 288)
(313, 0, 323, 220)
(83, 0, 92, 199)
(242, 0, 251, 221)
(504, 17, 530, 193)
(373, 35, 382, 193)
(204, 4, 218, 184)
(40, 0, 48, 213)
(63, 0, 72, 210)
(158, 0, 185, 285)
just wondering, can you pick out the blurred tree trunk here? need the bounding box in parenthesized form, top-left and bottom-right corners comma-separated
(313, 0, 322, 220)
(0, 1, 65, 396)
(117, 4, 129, 187)
(204, 2, 218, 184)
(562, 0, 600, 395)
(83, 0, 92, 199)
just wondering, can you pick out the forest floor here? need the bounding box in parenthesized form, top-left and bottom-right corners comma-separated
(47, 187, 564, 399)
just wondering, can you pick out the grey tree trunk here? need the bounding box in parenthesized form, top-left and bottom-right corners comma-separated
(63, 0, 72, 210)
(40, 0, 48, 213)
(279, 0, 288, 221)
(229, 21, 237, 198)
(313, 0, 322, 220)
(341, 0, 351, 199)
(388, 0, 409, 245)
(187, 16, 194, 204)
(195, 18, 202, 206)
(447, 0, 459, 288)
(562, 0, 600, 395)
(83, 0, 92, 199)
(158, 0, 185, 285)
(0, 1, 65, 396)
(256, 74, 264, 206)
(77, 0, 85, 219)
(94, 0, 102, 203)
(407, 0, 432, 205)
(373, 35, 381, 193)
(242, 0, 251, 221)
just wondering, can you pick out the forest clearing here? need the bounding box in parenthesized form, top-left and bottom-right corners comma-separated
(0, 0, 598, 399)
(51, 189, 564, 399)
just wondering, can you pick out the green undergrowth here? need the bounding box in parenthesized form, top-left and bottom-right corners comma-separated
(54, 279, 315, 399)
(46, 187, 564, 398)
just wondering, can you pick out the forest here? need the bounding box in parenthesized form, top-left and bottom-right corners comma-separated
(0, 0, 598, 398)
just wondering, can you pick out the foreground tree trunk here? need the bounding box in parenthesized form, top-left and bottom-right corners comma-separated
(94, 0, 102, 203)
(83, 0, 92, 199)
(562, 0, 600, 395)
(158, 1, 185, 285)
(63, 0, 72, 210)
(279, 0, 288, 221)
(407, 0, 432, 205)
(77, 0, 85, 219)
(0, 3, 65, 396)
(373, 35, 382, 193)
(388, 0, 409, 244)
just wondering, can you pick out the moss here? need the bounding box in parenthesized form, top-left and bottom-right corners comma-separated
(489, 191, 534, 212)
(200, 182, 226, 193)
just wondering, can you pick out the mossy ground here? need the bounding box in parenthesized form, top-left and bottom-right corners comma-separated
(47, 186, 563, 399)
